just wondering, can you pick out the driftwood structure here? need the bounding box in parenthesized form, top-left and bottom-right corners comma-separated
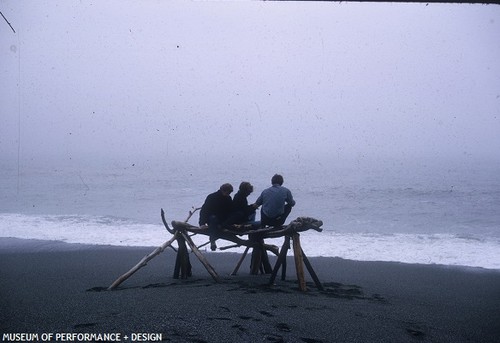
(109, 209, 324, 292)
(108, 208, 200, 290)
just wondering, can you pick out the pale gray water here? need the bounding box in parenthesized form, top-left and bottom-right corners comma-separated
(1, 156, 499, 269)
(2, 156, 499, 236)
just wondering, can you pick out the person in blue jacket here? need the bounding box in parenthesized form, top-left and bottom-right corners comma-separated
(253, 174, 295, 227)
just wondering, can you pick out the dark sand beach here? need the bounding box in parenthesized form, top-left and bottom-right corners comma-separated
(1, 238, 499, 342)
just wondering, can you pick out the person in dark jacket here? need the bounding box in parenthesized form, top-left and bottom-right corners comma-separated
(199, 183, 233, 251)
(225, 181, 256, 225)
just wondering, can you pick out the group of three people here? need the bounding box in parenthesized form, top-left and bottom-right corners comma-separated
(199, 174, 296, 251)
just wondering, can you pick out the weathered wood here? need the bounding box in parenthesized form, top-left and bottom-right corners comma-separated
(173, 240, 182, 278)
(231, 246, 250, 275)
(292, 233, 307, 291)
(161, 207, 200, 234)
(171, 220, 280, 255)
(171, 217, 323, 241)
(281, 238, 289, 281)
(108, 233, 178, 290)
(173, 234, 191, 279)
(261, 247, 273, 274)
(269, 236, 290, 285)
(184, 206, 202, 222)
(180, 231, 220, 282)
(219, 243, 240, 251)
(161, 209, 175, 234)
(110, 211, 323, 290)
(264, 217, 323, 238)
(196, 240, 211, 250)
(247, 229, 274, 275)
(250, 244, 262, 275)
(301, 248, 324, 291)
(108, 209, 200, 290)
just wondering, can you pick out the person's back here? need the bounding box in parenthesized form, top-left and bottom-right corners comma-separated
(199, 189, 233, 226)
(254, 174, 295, 227)
(199, 183, 233, 250)
(225, 182, 256, 225)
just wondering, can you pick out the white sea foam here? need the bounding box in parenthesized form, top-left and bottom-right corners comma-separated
(1, 158, 499, 270)
(1, 213, 498, 270)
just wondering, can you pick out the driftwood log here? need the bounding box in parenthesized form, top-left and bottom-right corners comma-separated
(108, 208, 199, 290)
(109, 209, 324, 291)
(168, 216, 323, 241)
(166, 218, 277, 277)
(166, 214, 324, 290)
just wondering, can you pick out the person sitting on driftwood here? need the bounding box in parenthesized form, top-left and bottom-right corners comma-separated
(199, 183, 234, 251)
(224, 181, 257, 226)
(253, 174, 295, 227)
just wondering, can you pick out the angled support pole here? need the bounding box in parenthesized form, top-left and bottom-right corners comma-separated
(180, 231, 220, 282)
(268, 232, 323, 292)
(292, 233, 307, 291)
(231, 246, 250, 275)
(108, 208, 200, 290)
(301, 247, 324, 291)
(108, 233, 178, 290)
(269, 235, 291, 285)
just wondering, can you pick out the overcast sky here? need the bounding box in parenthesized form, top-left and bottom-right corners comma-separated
(1, 1, 499, 169)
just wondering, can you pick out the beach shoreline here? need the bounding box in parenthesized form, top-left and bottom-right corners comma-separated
(1, 238, 499, 342)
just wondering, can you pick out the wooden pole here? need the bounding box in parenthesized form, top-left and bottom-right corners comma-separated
(269, 236, 290, 285)
(173, 234, 191, 279)
(261, 245, 273, 274)
(108, 233, 178, 290)
(231, 246, 250, 276)
(250, 245, 262, 275)
(109, 213, 324, 290)
(281, 236, 290, 281)
(301, 248, 323, 291)
(108, 208, 200, 290)
(292, 233, 307, 291)
(173, 240, 182, 279)
(181, 232, 220, 282)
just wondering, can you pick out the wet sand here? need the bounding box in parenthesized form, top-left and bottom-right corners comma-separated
(1, 237, 499, 342)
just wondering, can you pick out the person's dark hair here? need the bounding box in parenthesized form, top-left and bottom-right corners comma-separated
(220, 183, 233, 194)
(271, 174, 284, 186)
(239, 181, 253, 196)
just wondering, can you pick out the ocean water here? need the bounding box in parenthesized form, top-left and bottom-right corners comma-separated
(1, 156, 499, 270)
